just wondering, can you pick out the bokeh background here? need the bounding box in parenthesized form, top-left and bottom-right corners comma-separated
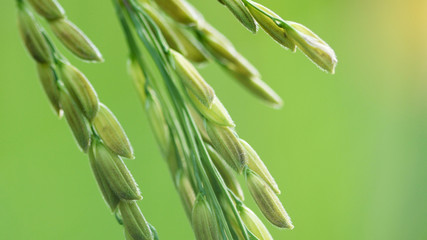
(1, 0, 426, 239)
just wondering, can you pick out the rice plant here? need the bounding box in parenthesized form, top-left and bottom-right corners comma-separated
(16, 0, 337, 239)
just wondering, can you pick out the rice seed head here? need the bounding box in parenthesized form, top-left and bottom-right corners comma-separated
(207, 145, 244, 200)
(205, 121, 246, 173)
(170, 49, 215, 107)
(92, 140, 142, 200)
(238, 205, 273, 240)
(246, 1, 296, 51)
(245, 169, 293, 229)
(49, 18, 103, 62)
(93, 103, 134, 159)
(218, 0, 257, 33)
(145, 89, 171, 155)
(17, 5, 52, 63)
(188, 92, 235, 128)
(232, 74, 283, 109)
(28, 0, 65, 21)
(59, 89, 91, 152)
(192, 194, 221, 240)
(142, 3, 187, 56)
(175, 170, 196, 220)
(198, 24, 259, 78)
(119, 201, 154, 240)
(36, 63, 62, 117)
(240, 139, 280, 194)
(285, 21, 338, 74)
(153, 0, 201, 26)
(58, 62, 99, 120)
(89, 142, 120, 211)
(218, 195, 245, 239)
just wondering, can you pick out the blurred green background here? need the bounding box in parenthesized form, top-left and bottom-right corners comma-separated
(1, 0, 426, 239)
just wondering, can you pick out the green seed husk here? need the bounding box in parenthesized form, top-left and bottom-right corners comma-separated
(173, 24, 208, 64)
(175, 170, 196, 220)
(116, 209, 124, 225)
(58, 62, 99, 120)
(142, 3, 187, 55)
(188, 105, 211, 143)
(246, 0, 296, 51)
(165, 136, 185, 177)
(171, 49, 215, 107)
(36, 63, 62, 116)
(92, 140, 142, 200)
(207, 145, 244, 200)
(125, 229, 135, 240)
(240, 139, 280, 194)
(198, 24, 260, 78)
(145, 90, 171, 156)
(49, 18, 103, 62)
(28, 0, 65, 21)
(148, 223, 159, 240)
(89, 142, 120, 211)
(123, 214, 158, 240)
(245, 169, 293, 229)
(238, 205, 273, 240)
(232, 74, 283, 109)
(219, 0, 257, 33)
(93, 103, 134, 159)
(188, 92, 234, 128)
(17, 5, 52, 63)
(153, 0, 201, 26)
(285, 21, 338, 74)
(119, 201, 154, 240)
(218, 195, 245, 239)
(59, 90, 91, 152)
(128, 57, 147, 103)
(205, 121, 246, 173)
(192, 194, 221, 240)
